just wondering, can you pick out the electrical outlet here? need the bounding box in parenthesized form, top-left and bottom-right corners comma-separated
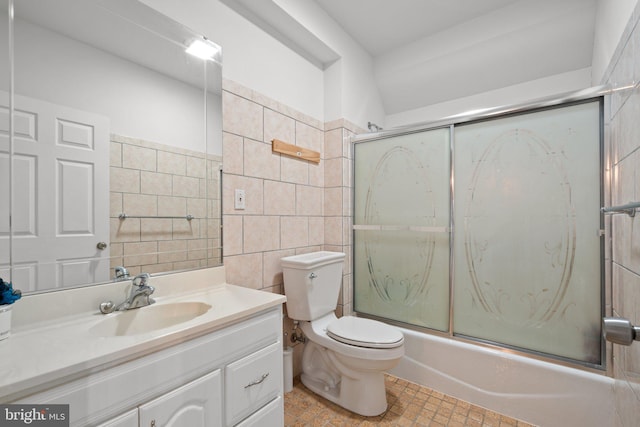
(234, 189, 246, 210)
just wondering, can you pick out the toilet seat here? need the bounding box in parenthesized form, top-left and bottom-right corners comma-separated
(327, 316, 404, 349)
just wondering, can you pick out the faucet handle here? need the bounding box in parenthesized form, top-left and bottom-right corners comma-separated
(132, 273, 151, 287)
(99, 301, 115, 314)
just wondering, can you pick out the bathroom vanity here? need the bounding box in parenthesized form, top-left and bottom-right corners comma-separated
(0, 267, 286, 426)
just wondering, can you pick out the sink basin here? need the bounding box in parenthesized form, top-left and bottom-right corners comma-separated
(90, 302, 211, 337)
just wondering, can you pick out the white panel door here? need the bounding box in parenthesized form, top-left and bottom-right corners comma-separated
(138, 370, 223, 427)
(0, 92, 110, 292)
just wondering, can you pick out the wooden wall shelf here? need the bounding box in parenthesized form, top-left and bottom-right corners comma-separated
(272, 139, 320, 163)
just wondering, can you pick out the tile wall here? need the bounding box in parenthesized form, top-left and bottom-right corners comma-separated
(602, 3, 640, 426)
(109, 134, 222, 277)
(221, 79, 361, 373)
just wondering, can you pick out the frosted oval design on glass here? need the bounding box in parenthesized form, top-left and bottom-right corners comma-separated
(463, 129, 575, 326)
(363, 146, 436, 304)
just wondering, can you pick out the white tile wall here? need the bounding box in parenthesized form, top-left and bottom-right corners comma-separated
(603, 3, 640, 425)
(222, 79, 362, 321)
(109, 134, 221, 276)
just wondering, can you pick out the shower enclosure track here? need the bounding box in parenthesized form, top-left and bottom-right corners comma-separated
(352, 225, 448, 232)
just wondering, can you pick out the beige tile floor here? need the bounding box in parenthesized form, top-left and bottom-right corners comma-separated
(284, 374, 536, 427)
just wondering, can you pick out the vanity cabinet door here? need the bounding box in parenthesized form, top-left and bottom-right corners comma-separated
(96, 409, 138, 427)
(139, 370, 222, 427)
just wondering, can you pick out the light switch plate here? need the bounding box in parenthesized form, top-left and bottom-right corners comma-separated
(234, 189, 246, 210)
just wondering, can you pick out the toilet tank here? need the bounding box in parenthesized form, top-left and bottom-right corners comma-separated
(281, 251, 345, 321)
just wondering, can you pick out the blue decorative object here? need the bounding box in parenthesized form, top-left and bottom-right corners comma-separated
(0, 278, 21, 305)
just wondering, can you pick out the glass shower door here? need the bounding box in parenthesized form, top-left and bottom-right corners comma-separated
(452, 101, 602, 364)
(353, 128, 451, 331)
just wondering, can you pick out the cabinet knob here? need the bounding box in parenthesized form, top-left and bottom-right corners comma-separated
(97, 241, 108, 250)
(150, 420, 156, 427)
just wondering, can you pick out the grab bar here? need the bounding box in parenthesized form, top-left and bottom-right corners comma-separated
(119, 213, 195, 221)
(353, 224, 449, 233)
(601, 201, 640, 217)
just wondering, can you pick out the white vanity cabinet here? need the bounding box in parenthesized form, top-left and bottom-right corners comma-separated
(15, 306, 284, 427)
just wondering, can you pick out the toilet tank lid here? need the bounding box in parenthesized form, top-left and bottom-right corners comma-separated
(281, 251, 345, 269)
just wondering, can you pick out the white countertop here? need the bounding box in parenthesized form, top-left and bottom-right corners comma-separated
(0, 267, 286, 402)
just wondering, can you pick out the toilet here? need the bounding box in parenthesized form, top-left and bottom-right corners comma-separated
(281, 251, 404, 416)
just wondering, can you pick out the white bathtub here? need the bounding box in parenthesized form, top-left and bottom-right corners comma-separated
(389, 328, 615, 427)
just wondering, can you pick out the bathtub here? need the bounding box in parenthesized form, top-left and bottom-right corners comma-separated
(389, 327, 615, 427)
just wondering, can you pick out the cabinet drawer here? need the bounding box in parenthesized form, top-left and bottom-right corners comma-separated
(235, 396, 283, 427)
(225, 342, 282, 426)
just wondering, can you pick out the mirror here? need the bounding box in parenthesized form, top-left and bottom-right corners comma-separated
(0, 0, 223, 294)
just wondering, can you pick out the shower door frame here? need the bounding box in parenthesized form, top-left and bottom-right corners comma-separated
(351, 88, 607, 371)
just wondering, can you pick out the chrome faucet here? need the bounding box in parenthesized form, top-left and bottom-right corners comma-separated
(113, 266, 130, 281)
(99, 273, 155, 314)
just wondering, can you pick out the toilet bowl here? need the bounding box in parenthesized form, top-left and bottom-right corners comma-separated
(297, 313, 404, 416)
(281, 251, 405, 416)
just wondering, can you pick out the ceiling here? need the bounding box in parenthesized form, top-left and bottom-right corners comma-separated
(314, 0, 524, 57)
(222, 0, 598, 117)
(14, 0, 222, 93)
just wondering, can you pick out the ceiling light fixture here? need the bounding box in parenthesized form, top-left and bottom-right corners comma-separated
(185, 38, 220, 61)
